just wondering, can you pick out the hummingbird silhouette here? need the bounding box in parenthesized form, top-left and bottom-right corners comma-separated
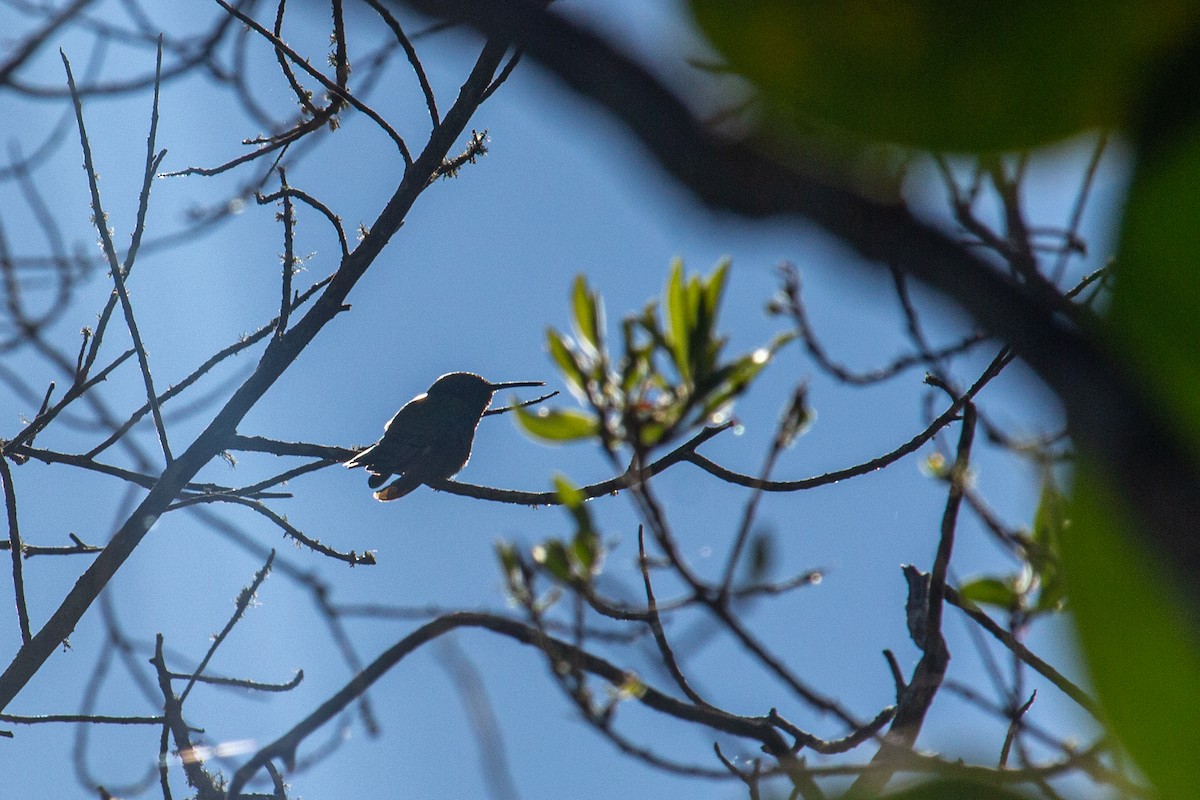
(345, 372, 543, 501)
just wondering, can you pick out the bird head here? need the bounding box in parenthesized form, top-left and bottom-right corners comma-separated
(426, 372, 543, 418)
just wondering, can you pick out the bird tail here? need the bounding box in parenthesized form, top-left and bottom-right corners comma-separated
(344, 444, 374, 470)
(346, 445, 391, 488)
(374, 473, 423, 502)
(345, 448, 391, 491)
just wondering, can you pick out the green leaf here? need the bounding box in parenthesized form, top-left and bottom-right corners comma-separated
(690, 0, 1194, 151)
(636, 420, 668, 449)
(699, 347, 770, 419)
(516, 405, 599, 442)
(495, 541, 528, 600)
(571, 275, 604, 353)
(1032, 474, 1068, 548)
(619, 317, 652, 393)
(665, 258, 692, 383)
(547, 328, 589, 396)
(703, 258, 730, 325)
(694, 260, 731, 379)
(496, 541, 520, 578)
(957, 576, 1019, 612)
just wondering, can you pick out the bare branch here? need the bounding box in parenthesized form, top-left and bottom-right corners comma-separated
(228, 611, 797, 797)
(0, 458, 31, 643)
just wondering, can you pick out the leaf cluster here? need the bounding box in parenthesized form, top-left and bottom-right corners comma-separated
(517, 259, 788, 452)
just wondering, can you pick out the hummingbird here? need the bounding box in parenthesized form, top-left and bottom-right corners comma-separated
(345, 372, 543, 501)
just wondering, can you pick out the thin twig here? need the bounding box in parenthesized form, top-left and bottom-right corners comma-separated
(0, 459, 31, 643)
(363, 0, 439, 126)
(214, 0, 413, 164)
(167, 494, 375, 566)
(637, 526, 709, 707)
(275, 168, 296, 338)
(3, 348, 136, 457)
(686, 348, 1011, 492)
(167, 668, 302, 694)
(1051, 134, 1109, 283)
(718, 385, 803, 596)
(257, 185, 349, 258)
(944, 587, 1098, 716)
(179, 551, 275, 703)
(62, 49, 173, 463)
(86, 274, 333, 458)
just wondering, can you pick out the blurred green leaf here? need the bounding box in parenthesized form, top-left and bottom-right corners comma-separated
(957, 576, 1019, 612)
(778, 385, 814, 448)
(496, 541, 519, 578)
(516, 405, 599, 442)
(1030, 472, 1067, 613)
(686, 270, 708, 377)
(1109, 133, 1200, 452)
(553, 475, 601, 579)
(694, 262, 731, 381)
(572, 525, 600, 575)
(532, 539, 572, 584)
(495, 541, 528, 601)
(1067, 125, 1200, 799)
(1067, 459, 1200, 800)
(553, 474, 585, 510)
(690, 0, 1197, 151)
(615, 673, 648, 700)
(636, 419, 668, 449)
(703, 258, 730, 329)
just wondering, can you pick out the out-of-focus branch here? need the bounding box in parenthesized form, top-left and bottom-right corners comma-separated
(151, 635, 222, 800)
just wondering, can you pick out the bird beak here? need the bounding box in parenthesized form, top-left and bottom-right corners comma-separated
(488, 380, 544, 390)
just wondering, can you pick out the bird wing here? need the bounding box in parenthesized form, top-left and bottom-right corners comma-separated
(384, 393, 426, 432)
(345, 398, 435, 483)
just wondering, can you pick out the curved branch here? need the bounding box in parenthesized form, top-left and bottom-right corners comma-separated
(228, 611, 793, 797)
(166, 495, 375, 566)
(687, 349, 1010, 492)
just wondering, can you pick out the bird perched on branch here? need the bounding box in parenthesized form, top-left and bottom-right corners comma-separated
(345, 372, 543, 501)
